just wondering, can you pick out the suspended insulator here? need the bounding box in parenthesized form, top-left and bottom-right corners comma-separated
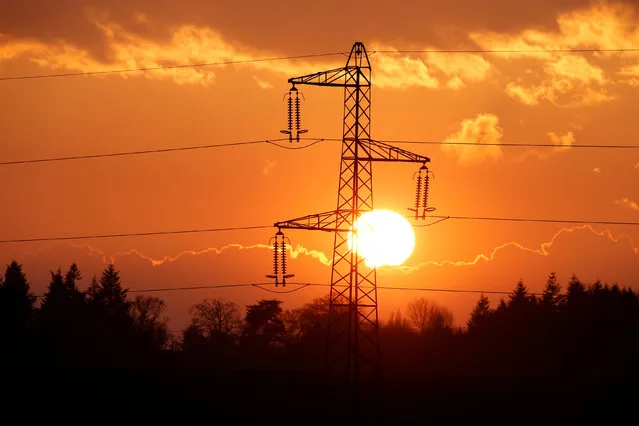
(413, 169, 422, 219)
(287, 97, 293, 129)
(295, 95, 302, 132)
(293, 90, 308, 142)
(421, 168, 436, 219)
(280, 88, 295, 143)
(273, 239, 279, 276)
(266, 229, 294, 287)
(281, 243, 287, 275)
(408, 165, 427, 220)
(287, 96, 293, 142)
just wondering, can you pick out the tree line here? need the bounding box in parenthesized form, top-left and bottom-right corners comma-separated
(1, 260, 638, 378)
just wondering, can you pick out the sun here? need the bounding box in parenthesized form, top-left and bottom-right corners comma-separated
(347, 209, 416, 268)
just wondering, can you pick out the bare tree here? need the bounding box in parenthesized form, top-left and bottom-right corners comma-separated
(131, 295, 167, 330)
(407, 297, 454, 334)
(189, 298, 241, 338)
(130, 295, 169, 348)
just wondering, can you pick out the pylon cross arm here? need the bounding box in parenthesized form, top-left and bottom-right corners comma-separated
(287, 66, 371, 88)
(342, 139, 430, 163)
(274, 210, 358, 233)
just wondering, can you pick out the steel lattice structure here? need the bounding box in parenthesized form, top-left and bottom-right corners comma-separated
(272, 42, 431, 383)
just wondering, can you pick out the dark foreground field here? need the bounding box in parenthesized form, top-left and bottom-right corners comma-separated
(3, 368, 637, 425)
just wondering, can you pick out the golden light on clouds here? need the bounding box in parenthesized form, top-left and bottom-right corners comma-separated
(442, 113, 503, 163)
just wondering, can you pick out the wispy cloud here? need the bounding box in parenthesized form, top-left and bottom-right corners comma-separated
(105, 243, 331, 267)
(615, 198, 639, 212)
(253, 76, 273, 89)
(396, 225, 639, 273)
(518, 130, 575, 160)
(262, 160, 276, 175)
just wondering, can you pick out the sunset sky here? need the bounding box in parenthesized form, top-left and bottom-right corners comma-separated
(1, 0, 638, 331)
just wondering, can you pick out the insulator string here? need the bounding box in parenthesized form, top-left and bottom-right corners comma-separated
(273, 238, 279, 277)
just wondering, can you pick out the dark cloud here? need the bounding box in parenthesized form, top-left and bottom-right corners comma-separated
(0, 0, 605, 59)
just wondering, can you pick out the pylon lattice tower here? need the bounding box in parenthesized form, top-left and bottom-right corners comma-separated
(270, 42, 431, 383)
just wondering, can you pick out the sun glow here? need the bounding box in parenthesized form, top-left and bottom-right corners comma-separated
(347, 210, 416, 268)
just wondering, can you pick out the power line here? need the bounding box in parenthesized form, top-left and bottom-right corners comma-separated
(251, 283, 311, 294)
(0, 52, 345, 82)
(0, 138, 316, 166)
(3, 47, 638, 82)
(3, 215, 638, 244)
(418, 215, 639, 227)
(0, 225, 272, 244)
(266, 139, 326, 150)
(371, 139, 639, 150)
(128, 283, 254, 294)
(3, 136, 637, 167)
(373, 48, 639, 54)
(316, 137, 639, 150)
(34, 281, 539, 299)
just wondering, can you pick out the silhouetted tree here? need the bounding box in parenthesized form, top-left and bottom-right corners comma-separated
(541, 272, 564, 313)
(88, 265, 129, 319)
(467, 295, 492, 331)
(388, 309, 412, 331)
(407, 297, 453, 334)
(244, 299, 285, 347)
(40, 264, 85, 314)
(508, 279, 536, 309)
(130, 295, 169, 350)
(37, 265, 89, 366)
(0, 261, 35, 357)
(189, 298, 241, 340)
(566, 274, 586, 303)
(180, 299, 242, 368)
(85, 265, 133, 365)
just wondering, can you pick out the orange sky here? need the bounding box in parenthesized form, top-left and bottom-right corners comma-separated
(1, 0, 638, 331)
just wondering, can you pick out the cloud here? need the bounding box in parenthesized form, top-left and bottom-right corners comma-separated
(547, 131, 575, 152)
(253, 76, 273, 89)
(635, 162, 639, 169)
(370, 44, 492, 89)
(1, 21, 495, 90)
(546, 55, 605, 83)
(133, 12, 149, 25)
(615, 198, 639, 212)
(518, 130, 575, 161)
(0, 19, 339, 86)
(397, 225, 639, 272)
(426, 51, 493, 87)
(442, 113, 503, 163)
(372, 48, 439, 89)
(106, 242, 331, 267)
(471, 3, 639, 54)
(504, 78, 613, 107)
(262, 160, 276, 175)
(469, 3, 638, 106)
(593, 167, 601, 173)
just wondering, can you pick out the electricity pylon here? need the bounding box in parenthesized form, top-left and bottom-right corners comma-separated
(271, 42, 431, 383)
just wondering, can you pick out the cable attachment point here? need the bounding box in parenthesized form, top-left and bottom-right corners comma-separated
(408, 164, 436, 220)
(279, 85, 307, 143)
(265, 228, 295, 286)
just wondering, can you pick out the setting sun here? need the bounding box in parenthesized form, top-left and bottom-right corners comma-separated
(348, 210, 416, 268)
